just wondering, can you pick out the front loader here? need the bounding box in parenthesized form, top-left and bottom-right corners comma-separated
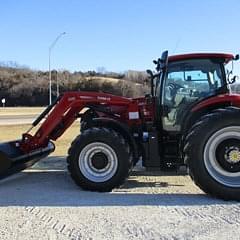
(1, 50, 240, 201)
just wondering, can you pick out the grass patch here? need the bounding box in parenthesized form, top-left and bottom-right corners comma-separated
(0, 107, 44, 116)
(0, 122, 80, 157)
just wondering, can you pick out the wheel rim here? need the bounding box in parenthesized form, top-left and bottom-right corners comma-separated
(78, 142, 118, 182)
(204, 126, 240, 188)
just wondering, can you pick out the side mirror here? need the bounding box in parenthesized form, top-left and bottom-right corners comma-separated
(146, 69, 153, 78)
(154, 51, 169, 71)
(234, 54, 239, 61)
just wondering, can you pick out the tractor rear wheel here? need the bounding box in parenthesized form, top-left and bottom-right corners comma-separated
(184, 107, 240, 201)
(67, 127, 131, 191)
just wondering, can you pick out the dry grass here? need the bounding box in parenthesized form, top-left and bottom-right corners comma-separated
(0, 107, 44, 116)
(86, 76, 120, 83)
(0, 122, 80, 157)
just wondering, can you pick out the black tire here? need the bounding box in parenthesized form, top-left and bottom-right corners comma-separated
(67, 127, 131, 191)
(184, 107, 240, 201)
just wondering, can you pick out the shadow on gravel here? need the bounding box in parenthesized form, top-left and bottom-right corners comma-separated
(119, 179, 183, 188)
(0, 170, 236, 207)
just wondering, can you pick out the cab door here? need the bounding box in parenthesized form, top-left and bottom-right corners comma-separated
(161, 59, 223, 132)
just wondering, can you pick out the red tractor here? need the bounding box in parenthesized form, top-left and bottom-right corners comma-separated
(0, 51, 240, 201)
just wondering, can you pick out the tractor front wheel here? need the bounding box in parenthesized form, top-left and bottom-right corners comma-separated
(184, 107, 240, 201)
(67, 127, 131, 191)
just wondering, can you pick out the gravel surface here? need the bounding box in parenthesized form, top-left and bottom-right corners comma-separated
(0, 157, 239, 240)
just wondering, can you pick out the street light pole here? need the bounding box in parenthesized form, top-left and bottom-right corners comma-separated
(56, 71, 59, 97)
(48, 32, 66, 105)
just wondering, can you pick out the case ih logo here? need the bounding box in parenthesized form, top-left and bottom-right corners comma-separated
(68, 97, 76, 101)
(79, 96, 93, 100)
(97, 96, 111, 101)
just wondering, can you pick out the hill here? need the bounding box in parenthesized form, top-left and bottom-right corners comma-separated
(0, 66, 149, 106)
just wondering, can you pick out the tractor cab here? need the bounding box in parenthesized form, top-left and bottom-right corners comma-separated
(146, 51, 239, 169)
(149, 51, 236, 132)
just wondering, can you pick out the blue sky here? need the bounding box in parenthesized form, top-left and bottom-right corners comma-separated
(0, 0, 240, 72)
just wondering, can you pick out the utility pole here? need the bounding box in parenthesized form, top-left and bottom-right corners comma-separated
(48, 32, 66, 105)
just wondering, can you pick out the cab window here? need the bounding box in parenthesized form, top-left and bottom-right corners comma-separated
(162, 59, 224, 131)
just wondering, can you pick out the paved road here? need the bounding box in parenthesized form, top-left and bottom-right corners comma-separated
(0, 114, 37, 125)
(0, 157, 239, 240)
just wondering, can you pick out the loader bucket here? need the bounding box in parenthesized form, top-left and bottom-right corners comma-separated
(0, 141, 55, 180)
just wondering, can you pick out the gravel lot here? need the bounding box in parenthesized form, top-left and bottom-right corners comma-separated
(0, 157, 239, 240)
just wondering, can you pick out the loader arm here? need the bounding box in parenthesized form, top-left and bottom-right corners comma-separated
(19, 91, 139, 153)
(0, 91, 140, 179)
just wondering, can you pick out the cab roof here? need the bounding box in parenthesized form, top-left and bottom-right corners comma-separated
(168, 53, 234, 63)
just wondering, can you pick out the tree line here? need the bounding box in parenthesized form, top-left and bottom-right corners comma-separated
(0, 66, 149, 106)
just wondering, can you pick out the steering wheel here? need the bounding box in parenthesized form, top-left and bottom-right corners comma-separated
(165, 82, 184, 105)
(168, 82, 184, 91)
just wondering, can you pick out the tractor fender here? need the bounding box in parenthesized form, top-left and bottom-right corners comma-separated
(191, 94, 240, 112)
(84, 117, 139, 160)
(181, 95, 234, 135)
(180, 99, 231, 155)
